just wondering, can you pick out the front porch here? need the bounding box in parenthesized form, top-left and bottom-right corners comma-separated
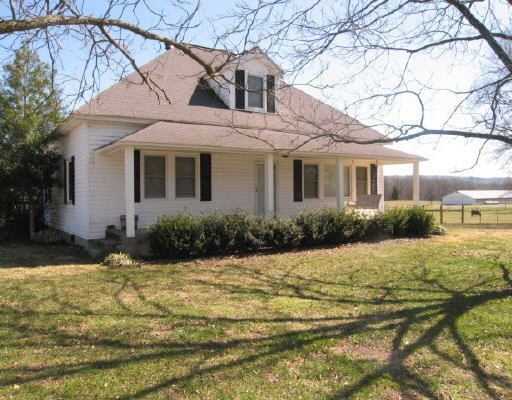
(111, 147, 421, 238)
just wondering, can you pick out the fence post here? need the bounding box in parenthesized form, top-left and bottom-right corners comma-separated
(440, 204, 443, 224)
(461, 204, 464, 224)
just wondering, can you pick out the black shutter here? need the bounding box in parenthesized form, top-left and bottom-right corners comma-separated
(293, 159, 303, 202)
(200, 153, 212, 201)
(69, 156, 75, 205)
(370, 163, 377, 195)
(235, 69, 245, 109)
(63, 158, 67, 204)
(134, 150, 141, 203)
(266, 75, 275, 113)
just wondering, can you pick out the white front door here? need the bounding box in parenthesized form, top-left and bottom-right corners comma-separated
(256, 163, 277, 215)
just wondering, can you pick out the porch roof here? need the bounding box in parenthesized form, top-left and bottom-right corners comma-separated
(97, 121, 426, 163)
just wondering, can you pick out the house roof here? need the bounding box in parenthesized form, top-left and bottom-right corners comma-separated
(71, 45, 425, 161)
(99, 120, 424, 161)
(447, 190, 512, 200)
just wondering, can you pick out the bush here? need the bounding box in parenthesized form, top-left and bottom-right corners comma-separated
(375, 207, 435, 237)
(32, 228, 63, 244)
(147, 207, 437, 259)
(102, 252, 139, 268)
(146, 214, 204, 258)
(431, 225, 447, 236)
(262, 217, 302, 249)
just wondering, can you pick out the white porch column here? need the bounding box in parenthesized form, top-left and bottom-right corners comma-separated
(351, 159, 357, 202)
(377, 161, 385, 211)
(124, 147, 135, 237)
(413, 161, 420, 206)
(264, 153, 274, 217)
(336, 158, 345, 211)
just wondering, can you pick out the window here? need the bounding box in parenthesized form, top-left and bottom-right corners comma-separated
(144, 155, 166, 198)
(356, 166, 368, 196)
(324, 165, 336, 198)
(304, 164, 319, 199)
(247, 75, 264, 108)
(175, 156, 196, 198)
(344, 166, 351, 197)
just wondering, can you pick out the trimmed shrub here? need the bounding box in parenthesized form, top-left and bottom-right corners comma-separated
(375, 207, 434, 237)
(146, 214, 204, 258)
(102, 252, 139, 268)
(147, 207, 437, 258)
(262, 217, 303, 249)
(201, 211, 264, 255)
(295, 208, 369, 246)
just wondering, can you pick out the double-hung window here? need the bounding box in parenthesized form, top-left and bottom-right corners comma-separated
(247, 75, 264, 109)
(324, 165, 336, 198)
(144, 155, 166, 198)
(175, 156, 196, 198)
(356, 166, 368, 195)
(304, 164, 319, 199)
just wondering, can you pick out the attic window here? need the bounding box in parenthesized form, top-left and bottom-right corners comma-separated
(247, 75, 264, 108)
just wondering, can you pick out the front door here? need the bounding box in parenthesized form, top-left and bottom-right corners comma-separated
(256, 164, 277, 215)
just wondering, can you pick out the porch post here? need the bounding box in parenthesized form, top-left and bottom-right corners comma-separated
(413, 161, 420, 206)
(377, 161, 385, 211)
(264, 153, 274, 217)
(124, 147, 135, 237)
(351, 159, 357, 202)
(336, 158, 345, 211)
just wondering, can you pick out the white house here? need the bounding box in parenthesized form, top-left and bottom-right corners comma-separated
(442, 190, 512, 205)
(49, 45, 425, 249)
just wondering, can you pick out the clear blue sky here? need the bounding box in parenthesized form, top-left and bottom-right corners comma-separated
(0, 0, 508, 178)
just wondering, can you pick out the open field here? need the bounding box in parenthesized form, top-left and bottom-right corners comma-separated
(386, 200, 512, 225)
(1, 227, 512, 399)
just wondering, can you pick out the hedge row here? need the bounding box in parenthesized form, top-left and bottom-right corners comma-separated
(146, 207, 436, 259)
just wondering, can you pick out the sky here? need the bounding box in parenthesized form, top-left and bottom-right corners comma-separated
(0, 0, 509, 178)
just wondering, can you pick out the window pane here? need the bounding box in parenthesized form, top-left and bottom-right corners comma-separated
(304, 164, 318, 199)
(248, 75, 263, 108)
(144, 156, 166, 198)
(176, 157, 196, 198)
(344, 166, 351, 197)
(324, 165, 336, 198)
(356, 166, 368, 195)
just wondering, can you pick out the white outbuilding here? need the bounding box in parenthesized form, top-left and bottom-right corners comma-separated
(442, 190, 512, 206)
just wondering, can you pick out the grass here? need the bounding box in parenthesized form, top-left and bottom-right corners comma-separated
(0, 228, 511, 399)
(386, 200, 512, 225)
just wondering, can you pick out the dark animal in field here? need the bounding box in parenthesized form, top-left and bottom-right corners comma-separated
(471, 210, 482, 217)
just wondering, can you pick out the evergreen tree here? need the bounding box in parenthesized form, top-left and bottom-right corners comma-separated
(0, 45, 64, 238)
(391, 186, 400, 201)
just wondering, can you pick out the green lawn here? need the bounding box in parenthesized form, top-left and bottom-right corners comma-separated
(1, 227, 511, 399)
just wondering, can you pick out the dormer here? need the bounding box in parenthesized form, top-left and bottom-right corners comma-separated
(206, 48, 283, 113)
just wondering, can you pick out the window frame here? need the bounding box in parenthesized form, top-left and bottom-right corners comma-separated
(142, 152, 168, 200)
(356, 165, 369, 196)
(245, 72, 267, 112)
(64, 158, 73, 205)
(174, 153, 199, 200)
(303, 163, 319, 199)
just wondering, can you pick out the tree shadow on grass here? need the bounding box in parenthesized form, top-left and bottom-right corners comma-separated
(0, 260, 511, 399)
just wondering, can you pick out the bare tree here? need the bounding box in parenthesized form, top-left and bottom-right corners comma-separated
(216, 0, 512, 150)
(1, 0, 511, 153)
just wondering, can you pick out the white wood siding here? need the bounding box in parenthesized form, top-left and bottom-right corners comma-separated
(48, 122, 89, 238)
(51, 120, 383, 240)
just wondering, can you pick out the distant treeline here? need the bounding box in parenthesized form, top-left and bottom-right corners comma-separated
(385, 175, 512, 201)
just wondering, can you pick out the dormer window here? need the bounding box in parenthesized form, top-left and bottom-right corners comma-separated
(248, 75, 264, 108)
(234, 69, 276, 113)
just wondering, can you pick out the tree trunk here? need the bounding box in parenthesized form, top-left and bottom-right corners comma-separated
(29, 205, 35, 240)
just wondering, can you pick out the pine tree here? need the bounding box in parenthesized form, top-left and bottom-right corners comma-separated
(391, 186, 400, 201)
(0, 45, 64, 238)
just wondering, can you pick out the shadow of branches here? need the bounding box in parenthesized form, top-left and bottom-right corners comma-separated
(1, 257, 511, 399)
